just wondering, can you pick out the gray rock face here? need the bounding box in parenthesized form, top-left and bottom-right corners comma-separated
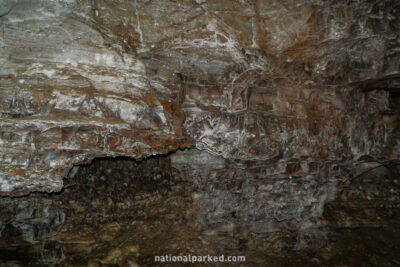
(0, 0, 193, 195)
(0, 0, 399, 196)
(0, 0, 399, 265)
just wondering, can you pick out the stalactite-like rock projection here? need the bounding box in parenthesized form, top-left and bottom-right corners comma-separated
(0, 0, 399, 265)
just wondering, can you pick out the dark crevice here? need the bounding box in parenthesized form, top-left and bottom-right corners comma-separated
(0, 151, 188, 265)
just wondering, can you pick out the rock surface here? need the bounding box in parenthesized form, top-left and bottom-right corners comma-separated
(1, 151, 399, 265)
(0, 0, 399, 265)
(0, 0, 399, 196)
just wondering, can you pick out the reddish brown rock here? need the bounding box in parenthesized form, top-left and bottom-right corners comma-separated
(0, 0, 399, 265)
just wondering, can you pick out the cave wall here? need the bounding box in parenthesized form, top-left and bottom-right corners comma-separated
(1, 149, 399, 265)
(0, 0, 399, 196)
(0, 0, 400, 265)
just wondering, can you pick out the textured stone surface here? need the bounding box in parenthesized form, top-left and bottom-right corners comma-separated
(0, 0, 194, 195)
(0, 152, 399, 265)
(0, 0, 399, 265)
(0, 0, 399, 196)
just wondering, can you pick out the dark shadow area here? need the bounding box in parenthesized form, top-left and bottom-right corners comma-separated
(0, 155, 400, 266)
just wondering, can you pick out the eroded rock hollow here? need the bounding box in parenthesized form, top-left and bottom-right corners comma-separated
(0, 0, 399, 265)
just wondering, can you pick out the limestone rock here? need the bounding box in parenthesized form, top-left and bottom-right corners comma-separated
(0, 0, 399, 265)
